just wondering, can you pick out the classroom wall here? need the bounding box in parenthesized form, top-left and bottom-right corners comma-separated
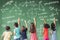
(0, 0, 60, 40)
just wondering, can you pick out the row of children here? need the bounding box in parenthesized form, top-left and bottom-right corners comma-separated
(1, 17, 56, 40)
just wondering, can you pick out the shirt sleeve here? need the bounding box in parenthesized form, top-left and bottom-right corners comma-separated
(2, 32, 5, 37)
(14, 29, 16, 35)
(10, 32, 12, 35)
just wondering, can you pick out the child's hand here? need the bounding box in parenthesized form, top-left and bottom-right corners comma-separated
(54, 17, 56, 25)
(34, 18, 36, 21)
(24, 20, 28, 28)
(34, 18, 36, 26)
(18, 18, 20, 22)
(24, 20, 26, 24)
(44, 18, 46, 24)
(18, 18, 20, 25)
(50, 31, 52, 35)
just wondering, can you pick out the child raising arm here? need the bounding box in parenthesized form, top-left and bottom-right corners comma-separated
(30, 17, 38, 40)
(51, 17, 56, 40)
(20, 20, 28, 40)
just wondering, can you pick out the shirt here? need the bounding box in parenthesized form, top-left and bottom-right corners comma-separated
(43, 28, 48, 38)
(2, 31, 12, 40)
(20, 28, 27, 39)
(14, 27, 20, 39)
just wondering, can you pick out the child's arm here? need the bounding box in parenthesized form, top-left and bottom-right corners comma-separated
(44, 18, 46, 24)
(54, 17, 56, 26)
(34, 18, 36, 26)
(18, 18, 20, 25)
(10, 32, 13, 36)
(1, 35, 3, 40)
(24, 20, 29, 31)
(18, 18, 21, 28)
(24, 20, 28, 28)
(14, 29, 16, 35)
(1, 32, 4, 40)
(50, 30, 53, 35)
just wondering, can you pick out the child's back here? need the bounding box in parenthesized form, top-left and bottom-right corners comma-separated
(14, 27, 20, 39)
(2, 26, 12, 40)
(2, 31, 12, 40)
(14, 23, 20, 40)
(51, 23, 56, 40)
(30, 23, 38, 40)
(20, 27, 27, 40)
(43, 24, 50, 40)
(43, 28, 48, 39)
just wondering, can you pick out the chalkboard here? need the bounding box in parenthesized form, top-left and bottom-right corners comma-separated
(0, 0, 60, 40)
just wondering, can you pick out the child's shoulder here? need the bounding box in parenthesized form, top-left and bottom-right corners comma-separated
(2, 31, 7, 35)
(3, 31, 7, 33)
(14, 27, 20, 31)
(7, 31, 12, 35)
(44, 28, 48, 30)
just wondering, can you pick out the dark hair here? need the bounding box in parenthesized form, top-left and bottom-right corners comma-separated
(30, 23, 36, 33)
(14, 23, 18, 27)
(44, 24, 50, 28)
(51, 23, 56, 31)
(6, 26, 10, 31)
(22, 26, 25, 28)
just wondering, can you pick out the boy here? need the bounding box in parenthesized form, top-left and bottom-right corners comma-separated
(14, 18, 20, 40)
(2, 26, 12, 40)
(20, 20, 28, 40)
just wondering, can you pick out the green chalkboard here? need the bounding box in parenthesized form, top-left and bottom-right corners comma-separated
(0, 0, 60, 40)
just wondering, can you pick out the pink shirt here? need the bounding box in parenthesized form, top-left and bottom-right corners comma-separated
(43, 28, 48, 38)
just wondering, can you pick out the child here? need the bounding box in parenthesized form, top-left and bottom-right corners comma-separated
(51, 17, 56, 40)
(14, 18, 20, 40)
(2, 26, 12, 40)
(30, 18, 38, 40)
(43, 18, 50, 40)
(20, 20, 28, 40)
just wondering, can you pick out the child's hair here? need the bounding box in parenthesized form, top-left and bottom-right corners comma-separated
(44, 24, 50, 28)
(22, 26, 25, 28)
(21, 26, 25, 32)
(30, 23, 36, 33)
(6, 26, 10, 31)
(51, 23, 56, 31)
(14, 23, 18, 27)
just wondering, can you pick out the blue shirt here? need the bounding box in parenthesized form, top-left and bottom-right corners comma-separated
(20, 28, 27, 39)
(14, 27, 20, 39)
